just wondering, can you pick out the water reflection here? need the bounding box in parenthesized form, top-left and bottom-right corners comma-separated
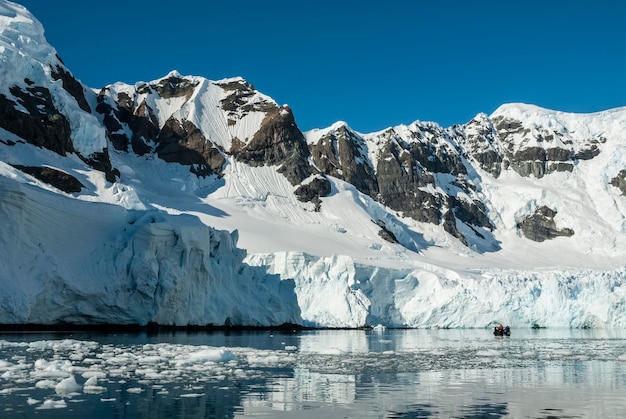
(0, 329, 625, 418)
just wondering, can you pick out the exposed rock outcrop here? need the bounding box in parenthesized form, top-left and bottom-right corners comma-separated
(460, 114, 506, 178)
(492, 115, 602, 179)
(0, 85, 73, 156)
(95, 92, 156, 155)
(153, 74, 198, 99)
(517, 206, 574, 242)
(218, 78, 276, 120)
(50, 64, 91, 113)
(294, 175, 331, 211)
(156, 118, 226, 177)
(96, 78, 226, 177)
(309, 125, 378, 197)
(611, 170, 626, 197)
(11, 165, 84, 193)
(234, 107, 313, 185)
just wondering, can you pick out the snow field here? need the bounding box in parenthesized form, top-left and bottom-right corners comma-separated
(2, 0, 626, 329)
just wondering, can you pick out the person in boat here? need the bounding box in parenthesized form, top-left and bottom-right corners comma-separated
(504, 326, 510, 334)
(499, 324, 504, 332)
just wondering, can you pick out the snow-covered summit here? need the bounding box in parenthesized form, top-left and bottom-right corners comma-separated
(0, 0, 57, 85)
(1, 1, 626, 329)
(0, 0, 108, 159)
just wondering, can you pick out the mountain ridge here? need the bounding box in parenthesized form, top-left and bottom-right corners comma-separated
(1, 0, 626, 328)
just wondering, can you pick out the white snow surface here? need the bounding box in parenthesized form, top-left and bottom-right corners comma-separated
(100, 71, 278, 152)
(0, 0, 107, 157)
(1, 0, 626, 328)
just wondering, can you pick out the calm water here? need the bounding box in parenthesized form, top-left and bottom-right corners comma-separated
(1, 328, 626, 418)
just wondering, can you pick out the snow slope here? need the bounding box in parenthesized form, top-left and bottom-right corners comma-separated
(0, 0, 107, 157)
(1, 0, 626, 328)
(0, 161, 300, 326)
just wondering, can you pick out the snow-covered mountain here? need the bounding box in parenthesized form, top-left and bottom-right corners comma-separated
(1, 0, 626, 328)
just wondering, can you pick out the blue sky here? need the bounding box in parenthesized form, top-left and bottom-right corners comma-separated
(19, 0, 626, 133)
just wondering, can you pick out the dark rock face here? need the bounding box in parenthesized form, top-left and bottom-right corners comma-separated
(307, 122, 495, 246)
(95, 92, 156, 155)
(233, 107, 313, 185)
(375, 138, 442, 224)
(459, 117, 505, 178)
(153, 75, 198, 99)
(374, 129, 492, 243)
(83, 150, 119, 183)
(517, 206, 574, 242)
(11, 165, 84, 193)
(96, 85, 225, 177)
(218, 79, 276, 119)
(156, 118, 225, 177)
(294, 175, 331, 211)
(492, 115, 602, 179)
(0, 78, 116, 183)
(309, 126, 378, 197)
(372, 220, 399, 244)
(50, 64, 91, 113)
(0, 85, 73, 155)
(611, 170, 626, 197)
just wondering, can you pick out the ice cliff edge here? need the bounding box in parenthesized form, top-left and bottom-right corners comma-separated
(0, 170, 301, 326)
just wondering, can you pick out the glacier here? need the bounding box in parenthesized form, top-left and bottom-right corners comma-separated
(0, 165, 300, 326)
(248, 252, 626, 328)
(0, 0, 625, 329)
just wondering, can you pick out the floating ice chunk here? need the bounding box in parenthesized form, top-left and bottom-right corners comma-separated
(26, 397, 40, 405)
(83, 376, 106, 394)
(36, 399, 67, 409)
(127, 387, 143, 394)
(55, 375, 81, 395)
(617, 354, 626, 362)
(372, 324, 386, 332)
(83, 386, 107, 394)
(181, 393, 205, 398)
(84, 376, 98, 386)
(137, 355, 166, 364)
(35, 379, 57, 389)
(81, 370, 106, 379)
(0, 341, 28, 349)
(175, 348, 236, 366)
(33, 359, 73, 378)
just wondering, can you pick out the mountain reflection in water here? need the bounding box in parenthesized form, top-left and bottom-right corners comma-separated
(0, 328, 625, 418)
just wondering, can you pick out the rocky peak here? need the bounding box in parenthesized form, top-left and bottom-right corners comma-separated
(489, 105, 604, 178)
(460, 113, 506, 177)
(233, 106, 312, 185)
(0, 1, 115, 181)
(308, 123, 377, 197)
(371, 124, 493, 246)
(218, 78, 278, 127)
(153, 72, 199, 100)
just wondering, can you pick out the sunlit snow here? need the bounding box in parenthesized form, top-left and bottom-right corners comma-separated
(1, 0, 626, 329)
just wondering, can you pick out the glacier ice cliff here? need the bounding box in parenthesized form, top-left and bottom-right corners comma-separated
(248, 252, 626, 329)
(0, 172, 300, 326)
(1, 0, 626, 329)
